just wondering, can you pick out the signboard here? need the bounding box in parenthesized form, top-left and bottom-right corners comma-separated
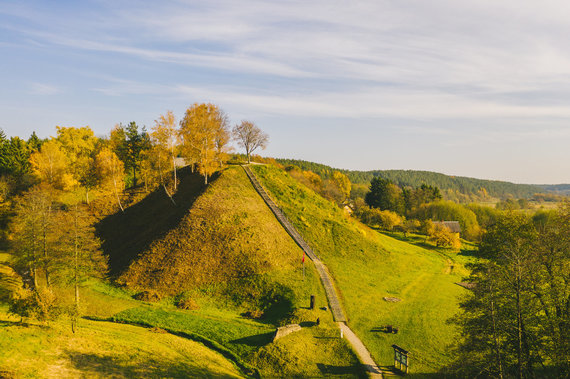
(392, 344, 410, 373)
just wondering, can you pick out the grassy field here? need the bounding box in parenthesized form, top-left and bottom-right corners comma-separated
(0, 304, 245, 378)
(252, 164, 478, 375)
(0, 269, 365, 378)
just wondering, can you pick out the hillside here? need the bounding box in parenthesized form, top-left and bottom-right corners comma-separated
(275, 158, 545, 199)
(252, 164, 478, 375)
(96, 164, 365, 378)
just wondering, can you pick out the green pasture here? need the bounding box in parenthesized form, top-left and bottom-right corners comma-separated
(252, 164, 478, 375)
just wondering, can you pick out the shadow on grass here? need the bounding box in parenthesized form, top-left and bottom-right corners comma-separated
(317, 363, 366, 376)
(313, 336, 338, 340)
(230, 331, 275, 347)
(457, 248, 479, 258)
(96, 167, 218, 277)
(0, 319, 21, 327)
(65, 351, 219, 378)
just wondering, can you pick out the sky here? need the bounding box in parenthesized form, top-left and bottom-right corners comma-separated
(1, 0, 570, 184)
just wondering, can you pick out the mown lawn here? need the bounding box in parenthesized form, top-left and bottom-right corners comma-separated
(252, 164, 478, 375)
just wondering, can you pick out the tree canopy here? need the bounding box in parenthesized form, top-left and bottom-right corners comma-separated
(232, 120, 269, 164)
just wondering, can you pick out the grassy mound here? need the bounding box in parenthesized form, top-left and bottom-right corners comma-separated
(252, 164, 477, 374)
(96, 166, 209, 276)
(91, 164, 364, 377)
(119, 166, 298, 290)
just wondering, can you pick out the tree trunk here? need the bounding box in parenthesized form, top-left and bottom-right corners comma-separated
(516, 268, 523, 379)
(31, 227, 38, 290)
(42, 205, 51, 288)
(43, 229, 50, 287)
(112, 174, 124, 212)
(158, 153, 176, 205)
(73, 206, 79, 333)
(489, 282, 504, 379)
(172, 148, 177, 191)
(85, 187, 89, 205)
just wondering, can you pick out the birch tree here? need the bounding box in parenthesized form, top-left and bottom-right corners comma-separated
(95, 148, 125, 212)
(179, 103, 230, 184)
(152, 111, 179, 192)
(29, 140, 76, 190)
(55, 126, 98, 203)
(56, 204, 106, 332)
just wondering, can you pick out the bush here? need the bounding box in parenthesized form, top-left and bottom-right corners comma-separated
(133, 290, 162, 302)
(400, 219, 421, 236)
(176, 297, 199, 310)
(356, 206, 403, 231)
(427, 223, 461, 249)
(8, 287, 65, 322)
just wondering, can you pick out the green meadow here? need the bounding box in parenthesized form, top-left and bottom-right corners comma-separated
(252, 164, 477, 375)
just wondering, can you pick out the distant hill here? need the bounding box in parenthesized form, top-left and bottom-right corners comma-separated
(275, 158, 548, 200)
(538, 184, 570, 195)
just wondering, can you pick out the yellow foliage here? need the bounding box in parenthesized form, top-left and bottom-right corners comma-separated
(332, 171, 351, 203)
(428, 223, 461, 249)
(179, 103, 230, 184)
(29, 139, 77, 190)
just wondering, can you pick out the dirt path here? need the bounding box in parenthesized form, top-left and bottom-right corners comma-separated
(338, 323, 383, 378)
(242, 165, 383, 378)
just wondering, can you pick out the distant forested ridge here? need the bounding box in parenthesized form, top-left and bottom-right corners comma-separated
(539, 183, 570, 195)
(275, 158, 546, 200)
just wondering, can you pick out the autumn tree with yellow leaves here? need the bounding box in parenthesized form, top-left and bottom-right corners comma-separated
(55, 126, 98, 203)
(29, 140, 76, 191)
(151, 111, 179, 194)
(95, 148, 126, 212)
(179, 103, 230, 184)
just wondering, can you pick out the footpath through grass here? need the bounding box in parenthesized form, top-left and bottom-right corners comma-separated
(252, 164, 477, 375)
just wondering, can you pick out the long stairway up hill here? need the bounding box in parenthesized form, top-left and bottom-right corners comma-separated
(243, 165, 383, 378)
(242, 165, 346, 323)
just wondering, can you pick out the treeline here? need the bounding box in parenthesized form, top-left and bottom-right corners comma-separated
(357, 175, 483, 243)
(275, 158, 545, 201)
(448, 209, 570, 378)
(0, 103, 269, 327)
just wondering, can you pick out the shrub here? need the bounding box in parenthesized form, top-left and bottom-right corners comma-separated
(8, 287, 65, 322)
(176, 297, 199, 310)
(427, 223, 461, 249)
(356, 206, 403, 231)
(133, 290, 162, 302)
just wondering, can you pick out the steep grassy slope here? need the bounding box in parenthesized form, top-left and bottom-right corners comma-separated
(252, 164, 477, 375)
(96, 166, 209, 276)
(95, 165, 364, 377)
(0, 305, 244, 378)
(119, 166, 317, 303)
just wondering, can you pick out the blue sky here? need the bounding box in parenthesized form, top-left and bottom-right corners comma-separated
(2, 0, 570, 184)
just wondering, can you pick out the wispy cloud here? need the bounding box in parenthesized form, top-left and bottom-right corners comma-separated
(29, 82, 61, 95)
(3, 0, 570, 182)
